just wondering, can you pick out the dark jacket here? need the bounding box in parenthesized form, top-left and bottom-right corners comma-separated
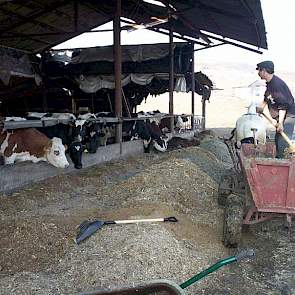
(264, 75, 295, 119)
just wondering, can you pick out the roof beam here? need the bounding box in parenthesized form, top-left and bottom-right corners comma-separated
(82, 2, 113, 19)
(0, 6, 68, 35)
(0, 0, 73, 35)
(74, 0, 78, 32)
(194, 42, 225, 52)
(159, 0, 211, 44)
(151, 27, 208, 47)
(26, 0, 92, 32)
(199, 32, 262, 54)
(159, 0, 262, 53)
(36, 3, 114, 53)
(0, 29, 115, 39)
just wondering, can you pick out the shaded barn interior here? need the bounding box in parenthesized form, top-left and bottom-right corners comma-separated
(0, 0, 268, 172)
(0, 0, 267, 118)
(0, 43, 214, 117)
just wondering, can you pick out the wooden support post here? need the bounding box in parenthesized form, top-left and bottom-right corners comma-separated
(113, 0, 122, 150)
(191, 43, 195, 130)
(169, 21, 174, 133)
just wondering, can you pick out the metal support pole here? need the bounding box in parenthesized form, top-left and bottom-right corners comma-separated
(169, 22, 174, 133)
(122, 88, 132, 118)
(42, 80, 48, 112)
(71, 97, 76, 114)
(191, 43, 195, 130)
(113, 0, 122, 150)
(202, 97, 206, 130)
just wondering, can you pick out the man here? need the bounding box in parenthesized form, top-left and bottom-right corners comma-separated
(256, 60, 295, 158)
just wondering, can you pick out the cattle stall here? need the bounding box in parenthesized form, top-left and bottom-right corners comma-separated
(0, 42, 209, 189)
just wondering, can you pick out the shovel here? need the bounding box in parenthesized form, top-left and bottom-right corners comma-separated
(261, 113, 295, 154)
(75, 216, 178, 244)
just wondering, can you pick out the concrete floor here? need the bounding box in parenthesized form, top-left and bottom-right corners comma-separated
(0, 140, 143, 194)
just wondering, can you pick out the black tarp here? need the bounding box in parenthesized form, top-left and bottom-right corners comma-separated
(43, 43, 191, 76)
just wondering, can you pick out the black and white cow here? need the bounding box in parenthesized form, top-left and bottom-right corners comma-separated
(78, 113, 113, 152)
(82, 120, 103, 153)
(125, 120, 168, 152)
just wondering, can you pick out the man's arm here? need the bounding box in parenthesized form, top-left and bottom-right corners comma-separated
(257, 100, 278, 126)
(277, 109, 287, 132)
(256, 100, 267, 114)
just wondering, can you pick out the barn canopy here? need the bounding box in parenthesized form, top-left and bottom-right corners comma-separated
(0, 0, 267, 53)
(0, 42, 214, 115)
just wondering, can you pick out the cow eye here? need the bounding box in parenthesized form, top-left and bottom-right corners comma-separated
(54, 150, 60, 156)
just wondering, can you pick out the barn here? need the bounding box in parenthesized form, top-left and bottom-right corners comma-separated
(0, 0, 267, 192)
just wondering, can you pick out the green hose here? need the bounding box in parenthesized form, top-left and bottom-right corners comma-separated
(179, 256, 237, 289)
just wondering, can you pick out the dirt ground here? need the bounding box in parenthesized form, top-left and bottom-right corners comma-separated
(0, 135, 295, 295)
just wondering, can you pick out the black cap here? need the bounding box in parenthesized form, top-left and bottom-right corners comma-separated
(256, 60, 274, 73)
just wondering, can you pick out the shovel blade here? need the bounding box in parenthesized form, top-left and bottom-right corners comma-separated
(76, 220, 104, 244)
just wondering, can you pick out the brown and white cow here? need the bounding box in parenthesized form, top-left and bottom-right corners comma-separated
(0, 128, 69, 168)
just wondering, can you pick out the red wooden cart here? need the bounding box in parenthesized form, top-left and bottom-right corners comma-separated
(220, 142, 295, 247)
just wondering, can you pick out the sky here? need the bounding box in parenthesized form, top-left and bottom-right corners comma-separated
(54, 0, 295, 72)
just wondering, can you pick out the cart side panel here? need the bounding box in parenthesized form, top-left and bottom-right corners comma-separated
(286, 159, 295, 208)
(246, 162, 289, 211)
(240, 144, 295, 213)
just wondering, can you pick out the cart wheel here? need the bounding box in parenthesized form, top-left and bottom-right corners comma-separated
(223, 193, 244, 248)
(218, 171, 234, 206)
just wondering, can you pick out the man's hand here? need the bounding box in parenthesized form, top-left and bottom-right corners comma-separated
(276, 122, 284, 133)
(256, 107, 264, 114)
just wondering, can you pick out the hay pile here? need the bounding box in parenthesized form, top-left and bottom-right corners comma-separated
(111, 157, 219, 223)
(199, 137, 233, 167)
(0, 222, 225, 295)
(169, 146, 230, 183)
(0, 143, 230, 295)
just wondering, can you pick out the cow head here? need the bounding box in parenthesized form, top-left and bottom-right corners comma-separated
(131, 121, 151, 141)
(45, 137, 69, 168)
(130, 121, 153, 153)
(84, 121, 101, 153)
(153, 136, 168, 152)
(68, 141, 83, 169)
(73, 119, 87, 141)
(147, 121, 168, 152)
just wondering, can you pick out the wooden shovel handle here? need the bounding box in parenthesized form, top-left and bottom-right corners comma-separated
(114, 217, 178, 224)
(261, 113, 294, 146)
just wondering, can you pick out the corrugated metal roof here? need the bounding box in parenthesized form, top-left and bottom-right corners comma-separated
(0, 0, 267, 53)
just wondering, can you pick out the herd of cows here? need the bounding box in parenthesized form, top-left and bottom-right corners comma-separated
(0, 111, 189, 169)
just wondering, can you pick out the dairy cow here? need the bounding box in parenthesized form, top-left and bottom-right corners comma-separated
(0, 128, 69, 168)
(37, 123, 85, 169)
(125, 120, 168, 152)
